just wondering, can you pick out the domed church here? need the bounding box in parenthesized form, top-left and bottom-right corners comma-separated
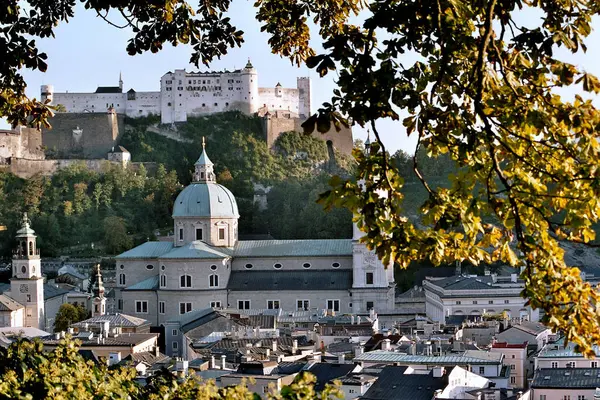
(115, 142, 395, 326)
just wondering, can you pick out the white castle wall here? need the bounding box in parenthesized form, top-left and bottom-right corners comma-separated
(43, 63, 310, 124)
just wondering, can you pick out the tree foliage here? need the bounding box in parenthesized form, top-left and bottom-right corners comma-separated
(53, 303, 89, 332)
(3, 0, 600, 353)
(0, 338, 342, 400)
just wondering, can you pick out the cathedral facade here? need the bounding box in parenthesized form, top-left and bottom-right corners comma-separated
(41, 61, 311, 124)
(115, 144, 395, 326)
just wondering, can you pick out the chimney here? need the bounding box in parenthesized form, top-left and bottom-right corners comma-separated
(266, 348, 271, 358)
(272, 339, 278, 352)
(211, 355, 216, 369)
(432, 366, 445, 378)
(382, 339, 391, 351)
(338, 354, 345, 364)
(154, 346, 160, 357)
(221, 354, 226, 370)
(409, 342, 416, 355)
(355, 343, 364, 358)
(357, 316, 362, 325)
(292, 339, 298, 355)
(175, 359, 189, 376)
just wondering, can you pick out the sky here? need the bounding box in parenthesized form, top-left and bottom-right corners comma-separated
(5, 2, 600, 154)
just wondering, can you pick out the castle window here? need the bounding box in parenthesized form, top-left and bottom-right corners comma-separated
(245, 263, 253, 269)
(209, 274, 218, 288)
(119, 273, 126, 285)
(180, 275, 192, 288)
(302, 263, 311, 269)
(219, 228, 225, 240)
(196, 228, 203, 240)
(273, 263, 282, 270)
(159, 301, 165, 314)
(146, 265, 154, 270)
(332, 262, 340, 268)
(366, 272, 374, 285)
(160, 275, 166, 287)
(179, 228, 183, 241)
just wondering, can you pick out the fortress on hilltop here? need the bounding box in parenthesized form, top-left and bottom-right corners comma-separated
(41, 60, 311, 124)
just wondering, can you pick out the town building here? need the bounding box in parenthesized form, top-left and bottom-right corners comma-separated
(115, 143, 396, 328)
(491, 342, 528, 389)
(530, 368, 600, 400)
(535, 339, 599, 370)
(423, 275, 539, 323)
(41, 62, 311, 124)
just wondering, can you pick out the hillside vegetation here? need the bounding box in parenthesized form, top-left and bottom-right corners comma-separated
(0, 112, 354, 257)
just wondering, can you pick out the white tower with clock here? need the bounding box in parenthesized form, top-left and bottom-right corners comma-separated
(10, 213, 45, 330)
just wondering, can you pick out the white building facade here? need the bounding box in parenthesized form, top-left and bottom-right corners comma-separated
(42, 62, 311, 124)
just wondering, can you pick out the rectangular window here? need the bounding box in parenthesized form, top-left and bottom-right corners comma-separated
(479, 367, 485, 374)
(210, 301, 221, 308)
(566, 362, 576, 368)
(297, 300, 309, 311)
(219, 228, 225, 240)
(473, 300, 478, 304)
(577, 396, 585, 400)
(179, 228, 184, 241)
(366, 272, 374, 285)
(564, 396, 571, 400)
(551, 361, 559, 368)
(159, 301, 165, 314)
(510, 376, 516, 384)
(160, 275, 166, 287)
(238, 300, 250, 310)
(179, 302, 192, 314)
(118, 299, 123, 310)
(510, 364, 515, 370)
(366, 301, 374, 310)
(488, 300, 494, 304)
(540, 396, 546, 400)
(512, 355, 515, 358)
(26, 294, 31, 302)
(592, 361, 598, 368)
(196, 228, 203, 240)
(172, 329, 178, 336)
(504, 300, 510, 304)
(267, 300, 280, 309)
(456, 301, 462, 305)
(209, 274, 219, 288)
(172, 341, 178, 350)
(135, 301, 148, 314)
(180, 275, 192, 288)
(327, 299, 340, 312)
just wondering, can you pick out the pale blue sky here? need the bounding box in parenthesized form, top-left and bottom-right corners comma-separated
(5, 3, 600, 154)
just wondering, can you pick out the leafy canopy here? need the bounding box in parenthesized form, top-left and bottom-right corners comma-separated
(3, 0, 600, 353)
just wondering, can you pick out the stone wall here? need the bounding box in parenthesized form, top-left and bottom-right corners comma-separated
(262, 111, 354, 155)
(41, 112, 124, 158)
(0, 127, 45, 162)
(1, 158, 156, 179)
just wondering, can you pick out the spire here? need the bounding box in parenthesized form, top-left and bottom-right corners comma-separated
(92, 263, 105, 298)
(119, 71, 123, 91)
(245, 58, 254, 69)
(193, 138, 215, 183)
(364, 129, 372, 150)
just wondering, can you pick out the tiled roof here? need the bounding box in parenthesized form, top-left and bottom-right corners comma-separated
(125, 276, 159, 291)
(158, 241, 231, 259)
(0, 294, 23, 311)
(428, 275, 495, 290)
(72, 313, 150, 328)
(122, 351, 169, 365)
(531, 368, 600, 388)
(164, 307, 215, 327)
(511, 321, 549, 335)
(354, 350, 502, 365)
(115, 242, 174, 259)
(233, 239, 352, 258)
(537, 340, 598, 358)
(95, 86, 122, 93)
(303, 362, 356, 392)
(228, 270, 352, 291)
(42, 333, 157, 347)
(361, 366, 446, 400)
(58, 265, 87, 280)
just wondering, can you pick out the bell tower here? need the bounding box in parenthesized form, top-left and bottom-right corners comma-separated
(10, 213, 45, 329)
(193, 137, 215, 183)
(91, 264, 106, 317)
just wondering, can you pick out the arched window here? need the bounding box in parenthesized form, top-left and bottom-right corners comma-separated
(29, 241, 33, 256)
(209, 274, 219, 288)
(160, 275, 167, 288)
(180, 275, 192, 288)
(119, 273, 126, 285)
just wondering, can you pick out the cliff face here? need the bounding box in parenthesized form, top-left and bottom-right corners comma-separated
(41, 112, 124, 159)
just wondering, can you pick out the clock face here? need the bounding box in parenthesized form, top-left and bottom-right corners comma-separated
(363, 252, 377, 267)
(20, 284, 29, 293)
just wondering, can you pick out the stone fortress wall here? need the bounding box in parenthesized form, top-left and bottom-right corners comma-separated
(41, 112, 124, 159)
(0, 127, 45, 163)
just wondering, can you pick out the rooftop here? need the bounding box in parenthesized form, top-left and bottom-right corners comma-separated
(95, 86, 122, 93)
(0, 294, 23, 311)
(361, 366, 446, 400)
(72, 313, 151, 328)
(115, 242, 174, 259)
(354, 350, 502, 365)
(42, 333, 157, 347)
(492, 342, 528, 349)
(233, 239, 352, 258)
(531, 368, 600, 389)
(124, 276, 159, 291)
(427, 275, 495, 291)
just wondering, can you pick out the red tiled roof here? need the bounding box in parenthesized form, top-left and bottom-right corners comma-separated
(492, 341, 528, 348)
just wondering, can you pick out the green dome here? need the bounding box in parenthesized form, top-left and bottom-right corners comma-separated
(172, 183, 239, 218)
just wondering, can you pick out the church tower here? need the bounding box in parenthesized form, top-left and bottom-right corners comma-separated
(350, 139, 395, 313)
(90, 264, 106, 317)
(10, 213, 45, 329)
